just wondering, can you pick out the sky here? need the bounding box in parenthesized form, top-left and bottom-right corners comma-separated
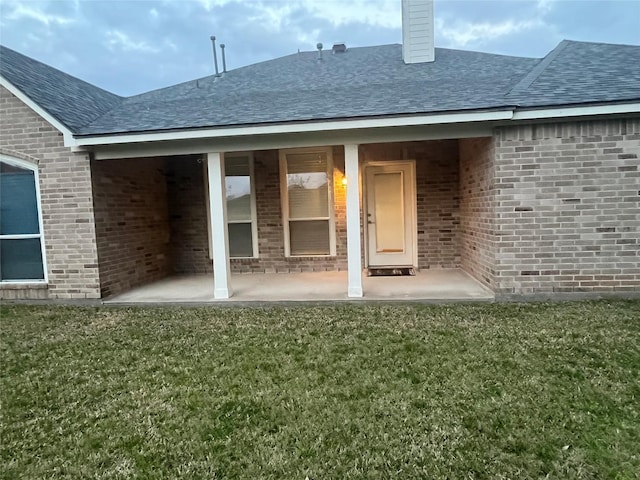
(1, 0, 639, 97)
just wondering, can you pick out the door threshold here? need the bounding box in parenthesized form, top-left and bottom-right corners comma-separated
(367, 267, 416, 277)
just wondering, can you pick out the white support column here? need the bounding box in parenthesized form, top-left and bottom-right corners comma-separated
(206, 152, 232, 299)
(344, 144, 363, 298)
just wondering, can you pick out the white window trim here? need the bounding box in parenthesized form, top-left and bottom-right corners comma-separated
(279, 147, 336, 257)
(204, 152, 259, 260)
(0, 155, 48, 284)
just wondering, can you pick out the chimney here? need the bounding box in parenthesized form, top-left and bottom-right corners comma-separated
(401, 0, 435, 64)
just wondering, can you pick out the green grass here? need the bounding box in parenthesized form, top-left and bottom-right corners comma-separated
(1, 301, 639, 479)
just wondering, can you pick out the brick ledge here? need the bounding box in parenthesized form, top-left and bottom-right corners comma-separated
(0, 283, 48, 290)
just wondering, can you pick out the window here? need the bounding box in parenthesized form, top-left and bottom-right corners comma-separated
(205, 154, 258, 259)
(280, 148, 335, 256)
(224, 154, 257, 258)
(0, 157, 46, 282)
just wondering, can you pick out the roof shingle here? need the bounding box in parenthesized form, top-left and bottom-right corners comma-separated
(1, 40, 638, 137)
(0, 45, 122, 131)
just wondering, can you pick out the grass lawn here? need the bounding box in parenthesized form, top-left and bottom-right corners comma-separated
(1, 301, 639, 479)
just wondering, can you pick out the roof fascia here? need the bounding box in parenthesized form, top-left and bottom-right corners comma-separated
(0, 75, 78, 147)
(512, 102, 640, 121)
(73, 110, 515, 147)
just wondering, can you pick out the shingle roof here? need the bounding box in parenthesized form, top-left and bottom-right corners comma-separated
(1, 40, 638, 137)
(76, 45, 536, 135)
(0, 45, 122, 131)
(507, 40, 640, 106)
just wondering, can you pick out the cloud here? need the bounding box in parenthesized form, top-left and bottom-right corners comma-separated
(196, 0, 237, 11)
(4, 2, 75, 26)
(536, 0, 556, 14)
(433, 0, 559, 51)
(436, 18, 544, 48)
(194, 0, 400, 33)
(105, 30, 160, 53)
(294, 0, 401, 29)
(245, 2, 297, 33)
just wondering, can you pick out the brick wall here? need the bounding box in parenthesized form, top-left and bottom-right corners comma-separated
(91, 157, 171, 297)
(166, 157, 212, 274)
(224, 147, 347, 273)
(360, 140, 460, 269)
(0, 86, 101, 299)
(459, 137, 496, 288)
(170, 142, 459, 275)
(493, 118, 640, 297)
(167, 148, 348, 274)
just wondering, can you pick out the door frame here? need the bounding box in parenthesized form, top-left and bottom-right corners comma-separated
(362, 160, 418, 268)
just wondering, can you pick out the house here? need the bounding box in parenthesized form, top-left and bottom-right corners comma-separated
(1, 0, 638, 302)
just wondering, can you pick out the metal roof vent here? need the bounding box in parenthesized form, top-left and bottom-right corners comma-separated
(332, 43, 347, 54)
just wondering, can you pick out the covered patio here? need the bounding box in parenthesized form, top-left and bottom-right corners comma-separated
(104, 269, 493, 304)
(91, 133, 498, 303)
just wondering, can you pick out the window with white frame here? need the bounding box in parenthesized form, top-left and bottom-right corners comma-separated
(0, 157, 46, 282)
(280, 148, 335, 256)
(224, 153, 258, 258)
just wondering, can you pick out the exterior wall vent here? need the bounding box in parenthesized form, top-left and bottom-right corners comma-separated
(402, 0, 435, 64)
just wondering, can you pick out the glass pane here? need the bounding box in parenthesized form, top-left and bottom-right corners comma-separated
(286, 152, 329, 219)
(225, 156, 252, 222)
(373, 172, 405, 253)
(228, 223, 253, 257)
(289, 220, 330, 255)
(0, 162, 40, 235)
(0, 238, 44, 280)
(226, 177, 251, 222)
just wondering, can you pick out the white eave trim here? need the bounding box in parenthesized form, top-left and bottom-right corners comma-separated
(512, 102, 640, 121)
(72, 101, 640, 148)
(0, 75, 78, 147)
(73, 110, 515, 146)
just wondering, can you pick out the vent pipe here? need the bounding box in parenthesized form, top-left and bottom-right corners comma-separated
(210, 35, 220, 76)
(316, 42, 323, 61)
(220, 43, 227, 73)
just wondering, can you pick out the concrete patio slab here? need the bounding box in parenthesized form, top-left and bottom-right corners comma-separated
(105, 269, 494, 304)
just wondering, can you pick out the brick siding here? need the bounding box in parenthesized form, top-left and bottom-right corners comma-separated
(0, 86, 101, 300)
(459, 137, 496, 288)
(493, 119, 640, 297)
(169, 142, 460, 275)
(168, 148, 349, 274)
(4, 80, 636, 300)
(91, 157, 171, 297)
(166, 156, 212, 274)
